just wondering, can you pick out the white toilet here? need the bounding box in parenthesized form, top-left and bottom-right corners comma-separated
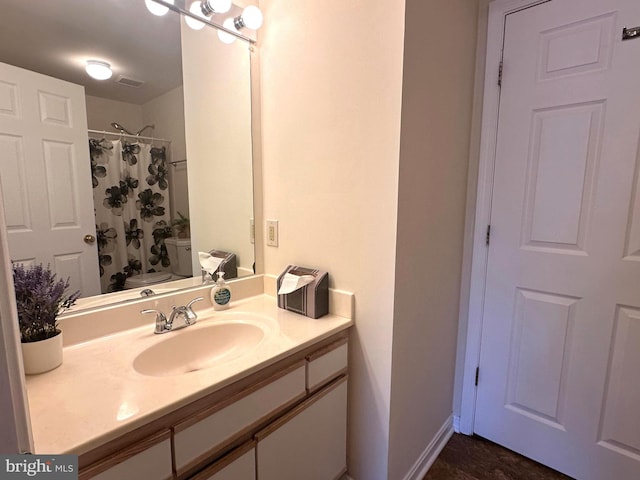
(165, 237, 193, 277)
(124, 271, 172, 289)
(124, 237, 193, 290)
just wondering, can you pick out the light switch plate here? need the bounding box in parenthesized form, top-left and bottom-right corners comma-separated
(266, 220, 278, 247)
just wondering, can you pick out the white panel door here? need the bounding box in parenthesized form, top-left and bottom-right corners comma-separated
(0, 62, 100, 296)
(475, 1, 640, 479)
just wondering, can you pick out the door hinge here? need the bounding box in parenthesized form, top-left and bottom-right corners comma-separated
(475, 367, 480, 386)
(486, 225, 491, 246)
(498, 60, 503, 87)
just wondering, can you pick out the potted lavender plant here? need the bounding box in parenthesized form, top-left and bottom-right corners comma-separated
(13, 263, 80, 374)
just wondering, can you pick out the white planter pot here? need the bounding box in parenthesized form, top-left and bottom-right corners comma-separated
(21, 330, 63, 375)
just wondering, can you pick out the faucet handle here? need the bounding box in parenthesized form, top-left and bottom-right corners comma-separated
(183, 297, 204, 325)
(141, 308, 170, 334)
(187, 296, 204, 309)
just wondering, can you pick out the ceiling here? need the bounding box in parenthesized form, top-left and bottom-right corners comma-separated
(0, 0, 183, 105)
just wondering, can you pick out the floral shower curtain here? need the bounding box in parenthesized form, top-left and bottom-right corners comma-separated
(89, 138, 173, 293)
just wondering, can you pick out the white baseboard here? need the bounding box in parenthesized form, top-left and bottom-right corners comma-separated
(453, 415, 461, 433)
(403, 415, 454, 480)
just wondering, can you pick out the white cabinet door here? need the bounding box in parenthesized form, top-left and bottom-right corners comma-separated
(190, 442, 255, 480)
(306, 339, 348, 392)
(256, 377, 347, 480)
(83, 431, 173, 480)
(173, 365, 305, 477)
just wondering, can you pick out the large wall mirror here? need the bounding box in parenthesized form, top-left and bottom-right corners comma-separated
(0, 0, 256, 312)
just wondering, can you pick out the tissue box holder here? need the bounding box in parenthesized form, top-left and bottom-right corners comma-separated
(201, 250, 238, 281)
(277, 265, 329, 319)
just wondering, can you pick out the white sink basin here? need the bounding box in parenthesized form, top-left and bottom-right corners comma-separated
(133, 322, 265, 377)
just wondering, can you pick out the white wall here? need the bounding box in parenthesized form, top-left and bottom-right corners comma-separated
(181, 23, 255, 275)
(258, 1, 406, 478)
(142, 86, 189, 221)
(142, 85, 186, 162)
(260, 0, 481, 478)
(85, 95, 143, 132)
(388, 1, 479, 477)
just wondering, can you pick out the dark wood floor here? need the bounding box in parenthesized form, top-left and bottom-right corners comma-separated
(423, 434, 574, 480)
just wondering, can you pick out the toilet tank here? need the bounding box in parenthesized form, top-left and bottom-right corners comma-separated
(165, 237, 193, 277)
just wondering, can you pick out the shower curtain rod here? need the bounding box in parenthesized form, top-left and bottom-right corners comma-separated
(88, 129, 171, 144)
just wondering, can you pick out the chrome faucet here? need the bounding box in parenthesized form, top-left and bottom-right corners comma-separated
(141, 297, 204, 334)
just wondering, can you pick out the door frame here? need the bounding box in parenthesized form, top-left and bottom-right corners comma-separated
(0, 180, 34, 453)
(458, 0, 552, 435)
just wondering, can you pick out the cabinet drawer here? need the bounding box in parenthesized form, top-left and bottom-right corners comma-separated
(306, 339, 348, 392)
(189, 441, 255, 480)
(81, 430, 172, 480)
(174, 363, 306, 476)
(256, 376, 348, 480)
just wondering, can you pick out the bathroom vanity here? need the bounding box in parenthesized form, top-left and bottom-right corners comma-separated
(24, 279, 353, 480)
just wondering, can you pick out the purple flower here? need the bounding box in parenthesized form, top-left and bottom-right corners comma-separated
(12, 263, 80, 343)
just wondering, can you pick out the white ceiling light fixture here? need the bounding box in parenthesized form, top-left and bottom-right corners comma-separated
(145, 0, 260, 44)
(218, 17, 238, 44)
(188, 0, 232, 30)
(145, 0, 174, 16)
(234, 5, 263, 31)
(200, 0, 232, 16)
(185, 1, 207, 30)
(85, 60, 113, 80)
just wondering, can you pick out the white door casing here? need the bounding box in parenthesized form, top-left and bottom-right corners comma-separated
(0, 179, 33, 454)
(469, 0, 640, 479)
(460, 0, 550, 437)
(0, 62, 100, 297)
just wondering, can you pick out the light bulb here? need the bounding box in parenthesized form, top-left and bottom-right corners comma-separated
(85, 60, 113, 81)
(218, 18, 237, 44)
(240, 5, 263, 30)
(145, 0, 174, 16)
(208, 0, 231, 14)
(185, 1, 206, 30)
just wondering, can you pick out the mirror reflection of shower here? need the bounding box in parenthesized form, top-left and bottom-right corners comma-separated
(89, 122, 192, 294)
(110, 122, 156, 137)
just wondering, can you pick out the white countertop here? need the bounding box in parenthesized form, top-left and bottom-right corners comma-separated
(25, 294, 352, 455)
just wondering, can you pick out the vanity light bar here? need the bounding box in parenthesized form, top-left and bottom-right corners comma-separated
(148, 0, 258, 44)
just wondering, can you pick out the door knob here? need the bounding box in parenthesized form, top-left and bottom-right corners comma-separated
(83, 234, 96, 245)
